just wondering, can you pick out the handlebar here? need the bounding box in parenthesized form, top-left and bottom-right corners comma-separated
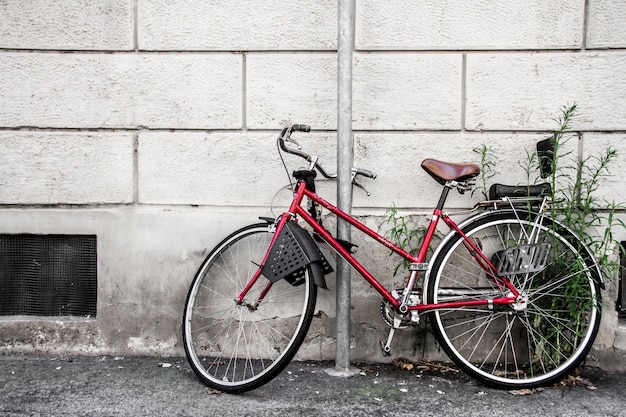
(291, 124, 311, 133)
(278, 124, 377, 180)
(278, 124, 377, 195)
(354, 167, 377, 179)
(278, 125, 323, 172)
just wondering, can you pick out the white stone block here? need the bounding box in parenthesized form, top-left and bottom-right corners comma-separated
(246, 54, 336, 129)
(466, 52, 626, 131)
(247, 52, 462, 131)
(138, 131, 337, 206)
(587, 0, 626, 48)
(0, 52, 242, 129)
(581, 133, 626, 206)
(138, 0, 336, 50)
(0, 131, 134, 204)
(0, 0, 133, 50)
(352, 132, 547, 210)
(356, 0, 582, 50)
(353, 53, 462, 130)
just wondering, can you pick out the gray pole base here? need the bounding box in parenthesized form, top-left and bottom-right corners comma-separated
(324, 366, 361, 378)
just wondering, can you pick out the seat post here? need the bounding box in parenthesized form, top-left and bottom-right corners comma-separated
(435, 184, 452, 210)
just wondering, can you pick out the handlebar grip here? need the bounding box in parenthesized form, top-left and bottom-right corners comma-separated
(355, 168, 377, 179)
(291, 124, 311, 132)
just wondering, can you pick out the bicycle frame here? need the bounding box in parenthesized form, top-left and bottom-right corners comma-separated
(237, 179, 521, 313)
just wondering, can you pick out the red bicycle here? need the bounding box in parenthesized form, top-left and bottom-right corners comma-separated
(182, 124, 603, 393)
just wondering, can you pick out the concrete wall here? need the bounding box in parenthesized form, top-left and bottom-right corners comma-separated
(1, 0, 625, 363)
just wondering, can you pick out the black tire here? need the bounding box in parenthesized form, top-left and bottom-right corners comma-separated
(426, 211, 602, 389)
(183, 223, 318, 393)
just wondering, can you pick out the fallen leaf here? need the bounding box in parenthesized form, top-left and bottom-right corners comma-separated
(392, 358, 415, 371)
(509, 389, 535, 396)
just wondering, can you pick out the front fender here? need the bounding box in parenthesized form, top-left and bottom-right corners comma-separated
(262, 220, 332, 289)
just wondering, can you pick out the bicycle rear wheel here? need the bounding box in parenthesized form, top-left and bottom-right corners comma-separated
(426, 211, 602, 389)
(183, 223, 318, 393)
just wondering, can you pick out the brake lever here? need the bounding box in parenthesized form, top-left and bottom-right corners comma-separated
(286, 136, 303, 150)
(353, 180, 371, 196)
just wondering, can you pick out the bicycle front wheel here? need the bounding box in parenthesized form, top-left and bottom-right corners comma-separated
(183, 223, 318, 393)
(426, 211, 602, 389)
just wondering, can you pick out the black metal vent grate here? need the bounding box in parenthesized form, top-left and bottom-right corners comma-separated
(0, 234, 97, 317)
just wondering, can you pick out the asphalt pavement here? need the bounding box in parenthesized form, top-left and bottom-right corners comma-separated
(1, 354, 625, 417)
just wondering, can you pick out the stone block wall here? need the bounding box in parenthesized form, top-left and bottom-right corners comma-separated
(0, 0, 624, 361)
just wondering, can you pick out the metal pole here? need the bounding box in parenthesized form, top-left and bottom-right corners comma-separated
(331, 0, 358, 376)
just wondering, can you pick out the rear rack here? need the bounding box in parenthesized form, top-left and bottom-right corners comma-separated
(493, 242, 552, 276)
(476, 196, 548, 209)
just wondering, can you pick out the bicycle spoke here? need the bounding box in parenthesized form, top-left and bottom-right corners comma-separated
(428, 212, 601, 389)
(183, 224, 317, 392)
